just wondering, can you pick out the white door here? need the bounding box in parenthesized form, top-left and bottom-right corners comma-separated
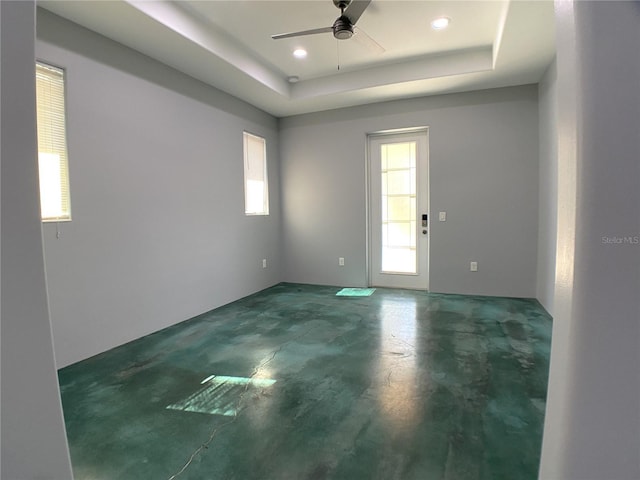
(368, 130, 429, 290)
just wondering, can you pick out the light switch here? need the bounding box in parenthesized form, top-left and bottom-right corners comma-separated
(439, 211, 447, 222)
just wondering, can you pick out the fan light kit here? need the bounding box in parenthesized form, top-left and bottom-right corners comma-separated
(431, 17, 451, 30)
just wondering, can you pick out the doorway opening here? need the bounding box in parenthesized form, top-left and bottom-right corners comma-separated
(367, 129, 429, 290)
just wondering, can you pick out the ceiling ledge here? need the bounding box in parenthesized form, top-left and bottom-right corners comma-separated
(126, 1, 496, 103)
(291, 46, 494, 100)
(125, 1, 495, 104)
(492, 0, 511, 68)
(127, 0, 290, 97)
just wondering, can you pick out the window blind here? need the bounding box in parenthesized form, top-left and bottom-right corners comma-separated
(243, 132, 269, 215)
(36, 62, 71, 221)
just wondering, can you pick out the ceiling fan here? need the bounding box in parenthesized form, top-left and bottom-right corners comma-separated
(271, 0, 385, 54)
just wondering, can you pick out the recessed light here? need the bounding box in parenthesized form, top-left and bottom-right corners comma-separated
(287, 75, 300, 84)
(431, 17, 450, 30)
(293, 48, 307, 59)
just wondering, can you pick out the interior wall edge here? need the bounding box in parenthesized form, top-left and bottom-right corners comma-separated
(1, 1, 73, 477)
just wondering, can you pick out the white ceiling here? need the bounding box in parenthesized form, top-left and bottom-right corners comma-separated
(38, 0, 556, 118)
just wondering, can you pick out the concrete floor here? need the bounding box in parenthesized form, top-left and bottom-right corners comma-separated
(58, 283, 552, 480)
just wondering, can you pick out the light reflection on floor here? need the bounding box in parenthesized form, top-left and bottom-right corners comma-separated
(376, 297, 420, 433)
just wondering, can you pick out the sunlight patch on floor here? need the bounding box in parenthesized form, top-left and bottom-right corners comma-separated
(166, 375, 276, 416)
(336, 288, 376, 297)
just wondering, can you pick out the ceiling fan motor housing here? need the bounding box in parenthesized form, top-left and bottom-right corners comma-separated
(271, 0, 373, 43)
(333, 15, 354, 39)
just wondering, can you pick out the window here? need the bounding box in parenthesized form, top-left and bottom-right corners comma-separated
(243, 131, 269, 215)
(36, 62, 71, 222)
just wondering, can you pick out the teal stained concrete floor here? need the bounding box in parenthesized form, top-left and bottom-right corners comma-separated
(58, 283, 552, 480)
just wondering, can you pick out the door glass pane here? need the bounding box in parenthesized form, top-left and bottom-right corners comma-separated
(387, 170, 411, 194)
(387, 222, 412, 247)
(387, 197, 411, 221)
(380, 142, 417, 273)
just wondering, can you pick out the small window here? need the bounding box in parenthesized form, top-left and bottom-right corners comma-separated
(243, 132, 269, 215)
(36, 62, 71, 222)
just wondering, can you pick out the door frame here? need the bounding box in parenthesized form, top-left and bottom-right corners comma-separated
(366, 127, 430, 290)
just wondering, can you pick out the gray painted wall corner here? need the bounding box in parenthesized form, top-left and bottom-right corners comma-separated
(537, 58, 558, 316)
(540, 1, 640, 478)
(1, 1, 73, 478)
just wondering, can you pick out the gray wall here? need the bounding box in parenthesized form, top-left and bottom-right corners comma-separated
(1, 2, 73, 478)
(537, 59, 558, 315)
(37, 10, 282, 368)
(540, 1, 640, 478)
(280, 86, 539, 298)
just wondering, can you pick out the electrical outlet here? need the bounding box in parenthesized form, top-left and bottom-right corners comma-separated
(339, 257, 345, 266)
(470, 261, 478, 272)
(262, 259, 267, 269)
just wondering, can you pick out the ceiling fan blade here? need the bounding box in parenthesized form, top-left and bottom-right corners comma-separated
(271, 27, 333, 40)
(343, 0, 372, 25)
(353, 26, 385, 54)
